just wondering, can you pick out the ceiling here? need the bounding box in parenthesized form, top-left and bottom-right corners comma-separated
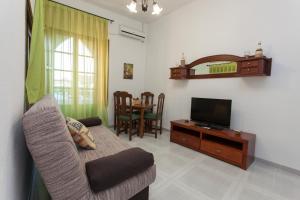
(85, 0, 196, 23)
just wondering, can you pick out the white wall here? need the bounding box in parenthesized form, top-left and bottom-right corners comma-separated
(145, 0, 300, 170)
(0, 0, 32, 199)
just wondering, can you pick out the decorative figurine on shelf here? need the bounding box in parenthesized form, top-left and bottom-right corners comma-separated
(244, 50, 251, 58)
(132, 98, 140, 105)
(180, 53, 186, 67)
(255, 41, 264, 58)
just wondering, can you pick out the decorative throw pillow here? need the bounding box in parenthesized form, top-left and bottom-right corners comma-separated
(66, 117, 96, 150)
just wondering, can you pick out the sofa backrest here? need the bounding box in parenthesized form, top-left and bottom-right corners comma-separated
(23, 95, 90, 200)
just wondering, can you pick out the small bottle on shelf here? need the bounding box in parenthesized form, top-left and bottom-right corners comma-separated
(255, 41, 264, 58)
(180, 53, 186, 67)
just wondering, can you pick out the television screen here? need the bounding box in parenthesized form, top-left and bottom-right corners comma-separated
(191, 98, 232, 128)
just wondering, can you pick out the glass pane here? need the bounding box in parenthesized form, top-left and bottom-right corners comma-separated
(85, 57, 94, 73)
(78, 73, 95, 89)
(54, 52, 72, 71)
(56, 37, 73, 53)
(78, 89, 94, 105)
(78, 56, 95, 73)
(54, 71, 72, 88)
(78, 56, 85, 73)
(78, 40, 92, 56)
(53, 88, 72, 105)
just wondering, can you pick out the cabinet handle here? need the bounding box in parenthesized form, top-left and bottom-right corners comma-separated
(248, 62, 251, 65)
(247, 68, 250, 71)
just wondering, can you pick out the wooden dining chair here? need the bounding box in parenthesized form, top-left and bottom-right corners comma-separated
(141, 92, 154, 112)
(113, 91, 120, 130)
(144, 93, 165, 138)
(116, 92, 140, 141)
(114, 91, 129, 130)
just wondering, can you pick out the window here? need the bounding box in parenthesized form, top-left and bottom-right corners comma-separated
(47, 37, 96, 106)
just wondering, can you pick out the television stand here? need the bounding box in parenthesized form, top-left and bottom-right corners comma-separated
(210, 124, 225, 130)
(170, 120, 256, 170)
(195, 123, 225, 130)
(195, 122, 209, 127)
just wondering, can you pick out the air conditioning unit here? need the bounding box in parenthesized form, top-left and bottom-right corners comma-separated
(119, 25, 146, 42)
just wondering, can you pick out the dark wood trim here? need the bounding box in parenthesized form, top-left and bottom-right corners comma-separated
(188, 72, 239, 79)
(26, 0, 33, 31)
(25, 0, 33, 111)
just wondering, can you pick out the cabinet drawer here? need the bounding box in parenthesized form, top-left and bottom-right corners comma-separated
(240, 66, 259, 75)
(171, 131, 200, 150)
(201, 140, 243, 164)
(241, 60, 259, 68)
(172, 69, 180, 74)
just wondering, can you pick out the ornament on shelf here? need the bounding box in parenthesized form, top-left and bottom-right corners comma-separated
(180, 53, 186, 67)
(244, 50, 251, 58)
(255, 41, 264, 58)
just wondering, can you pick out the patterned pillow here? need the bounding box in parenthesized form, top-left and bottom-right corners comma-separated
(66, 117, 96, 150)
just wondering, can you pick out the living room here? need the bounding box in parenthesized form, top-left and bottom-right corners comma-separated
(1, 0, 300, 200)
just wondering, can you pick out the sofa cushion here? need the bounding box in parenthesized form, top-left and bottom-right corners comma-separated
(79, 117, 102, 127)
(86, 147, 154, 193)
(66, 117, 97, 150)
(23, 95, 90, 200)
(78, 125, 156, 200)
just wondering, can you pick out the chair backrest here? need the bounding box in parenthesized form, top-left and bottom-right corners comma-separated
(22, 95, 89, 200)
(116, 92, 133, 118)
(141, 92, 154, 106)
(113, 91, 121, 112)
(141, 92, 154, 112)
(156, 93, 165, 119)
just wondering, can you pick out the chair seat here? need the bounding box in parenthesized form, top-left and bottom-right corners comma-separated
(134, 110, 152, 115)
(144, 113, 161, 120)
(133, 110, 140, 115)
(119, 114, 140, 121)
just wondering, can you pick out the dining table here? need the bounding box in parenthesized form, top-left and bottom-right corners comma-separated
(132, 103, 155, 138)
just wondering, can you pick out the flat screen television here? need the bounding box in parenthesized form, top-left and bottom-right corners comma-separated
(191, 98, 232, 128)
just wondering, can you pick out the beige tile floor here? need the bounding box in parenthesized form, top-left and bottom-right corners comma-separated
(116, 130, 300, 200)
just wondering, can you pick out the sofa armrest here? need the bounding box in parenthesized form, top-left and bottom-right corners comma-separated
(86, 148, 154, 193)
(78, 117, 102, 127)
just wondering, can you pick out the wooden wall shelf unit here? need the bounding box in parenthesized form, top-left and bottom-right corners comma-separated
(170, 55, 272, 80)
(170, 120, 256, 170)
(170, 67, 195, 80)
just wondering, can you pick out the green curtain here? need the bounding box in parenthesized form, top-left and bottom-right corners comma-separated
(26, 0, 109, 125)
(26, 0, 46, 104)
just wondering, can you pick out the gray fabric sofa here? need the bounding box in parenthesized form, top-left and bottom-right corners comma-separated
(23, 95, 156, 200)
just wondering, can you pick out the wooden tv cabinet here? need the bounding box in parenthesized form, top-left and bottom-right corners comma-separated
(170, 120, 256, 170)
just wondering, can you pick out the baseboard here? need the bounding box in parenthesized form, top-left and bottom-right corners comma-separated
(255, 157, 300, 176)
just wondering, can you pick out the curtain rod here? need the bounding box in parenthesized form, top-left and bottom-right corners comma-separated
(49, 0, 114, 23)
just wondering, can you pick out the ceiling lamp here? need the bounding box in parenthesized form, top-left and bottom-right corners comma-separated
(127, 0, 137, 13)
(152, 1, 163, 15)
(126, 0, 163, 15)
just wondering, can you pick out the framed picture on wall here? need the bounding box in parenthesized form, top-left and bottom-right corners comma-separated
(124, 63, 133, 79)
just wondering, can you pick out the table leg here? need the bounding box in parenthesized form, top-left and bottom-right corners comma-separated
(139, 108, 145, 138)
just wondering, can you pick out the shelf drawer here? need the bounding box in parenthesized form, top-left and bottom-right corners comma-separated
(201, 140, 243, 164)
(171, 131, 200, 151)
(240, 66, 259, 75)
(241, 60, 259, 68)
(239, 59, 265, 76)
